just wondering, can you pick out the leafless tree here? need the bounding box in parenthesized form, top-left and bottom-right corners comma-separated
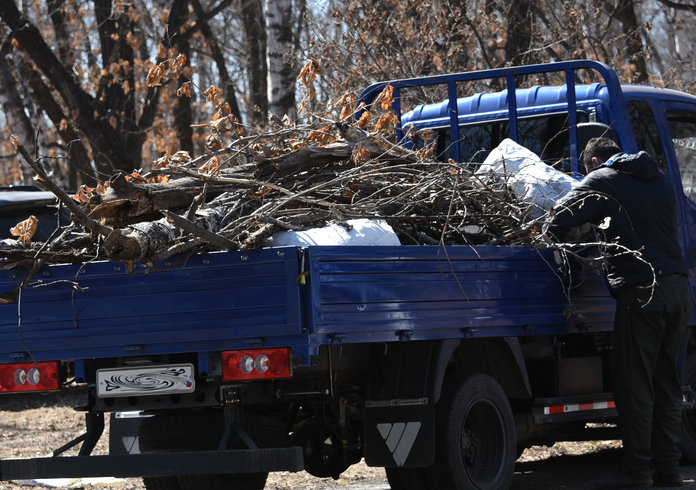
(265, 0, 296, 120)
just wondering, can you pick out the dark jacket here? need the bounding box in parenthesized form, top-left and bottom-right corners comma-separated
(549, 151, 687, 291)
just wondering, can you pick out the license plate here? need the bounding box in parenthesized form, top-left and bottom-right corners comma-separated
(96, 363, 195, 398)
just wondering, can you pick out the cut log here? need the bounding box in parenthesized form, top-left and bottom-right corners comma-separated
(103, 218, 177, 263)
(84, 175, 230, 227)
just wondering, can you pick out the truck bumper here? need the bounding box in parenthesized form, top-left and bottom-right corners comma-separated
(0, 447, 304, 480)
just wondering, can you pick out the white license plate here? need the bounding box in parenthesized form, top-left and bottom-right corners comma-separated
(96, 363, 195, 398)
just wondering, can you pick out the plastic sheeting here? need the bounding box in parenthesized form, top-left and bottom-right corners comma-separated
(266, 218, 401, 247)
(475, 138, 579, 219)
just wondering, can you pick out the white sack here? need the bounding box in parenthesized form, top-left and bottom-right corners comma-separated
(266, 218, 401, 247)
(475, 138, 578, 219)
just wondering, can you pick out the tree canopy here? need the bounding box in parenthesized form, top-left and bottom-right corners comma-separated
(0, 0, 694, 189)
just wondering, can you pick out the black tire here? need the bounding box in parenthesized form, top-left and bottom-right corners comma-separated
(428, 373, 516, 490)
(385, 467, 431, 490)
(682, 350, 696, 463)
(138, 409, 285, 490)
(139, 476, 180, 490)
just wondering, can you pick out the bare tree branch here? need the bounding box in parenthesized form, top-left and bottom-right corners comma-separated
(655, 0, 696, 12)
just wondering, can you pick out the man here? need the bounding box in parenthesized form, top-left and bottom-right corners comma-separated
(549, 137, 691, 489)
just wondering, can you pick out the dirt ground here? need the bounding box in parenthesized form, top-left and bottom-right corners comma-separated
(0, 387, 694, 489)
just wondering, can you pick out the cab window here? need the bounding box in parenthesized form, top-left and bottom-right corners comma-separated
(627, 100, 666, 169)
(667, 112, 696, 204)
(414, 112, 589, 170)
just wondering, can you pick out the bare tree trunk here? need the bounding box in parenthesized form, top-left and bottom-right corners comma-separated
(505, 0, 533, 65)
(23, 63, 96, 188)
(171, 0, 194, 153)
(47, 0, 75, 70)
(610, 0, 649, 83)
(264, 0, 296, 120)
(0, 0, 196, 179)
(47, 0, 90, 188)
(0, 56, 36, 182)
(242, 0, 268, 126)
(191, 0, 242, 122)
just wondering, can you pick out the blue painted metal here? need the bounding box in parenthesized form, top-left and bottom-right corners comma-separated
(447, 79, 461, 162)
(306, 246, 615, 346)
(0, 248, 303, 363)
(0, 244, 614, 367)
(565, 68, 579, 172)
(506, 74, 518, 143)
(401, 83, 605, 128)
(357, 59, 638, 169)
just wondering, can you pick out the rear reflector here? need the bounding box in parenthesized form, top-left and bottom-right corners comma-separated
(0, 361, 60, 393)
(543, 400, 616, 415)
(222, 348, 292, 380)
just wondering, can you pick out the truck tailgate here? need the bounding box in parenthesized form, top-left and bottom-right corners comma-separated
(0, 248, 303, 362)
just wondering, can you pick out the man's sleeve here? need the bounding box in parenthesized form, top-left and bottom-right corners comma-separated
(547, 184, 607, 241)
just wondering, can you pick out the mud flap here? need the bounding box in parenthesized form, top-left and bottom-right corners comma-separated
(363, 398, 435, 467)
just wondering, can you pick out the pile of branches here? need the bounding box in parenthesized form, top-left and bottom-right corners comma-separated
(0, 119, 553, 273)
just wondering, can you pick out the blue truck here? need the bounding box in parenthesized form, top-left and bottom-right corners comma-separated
(0, 59, 695, 490)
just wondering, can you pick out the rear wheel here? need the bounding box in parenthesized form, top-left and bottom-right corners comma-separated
(428, 373, 516, 489)
(385, 467, 431, 490)
(138, 409, 285, 490)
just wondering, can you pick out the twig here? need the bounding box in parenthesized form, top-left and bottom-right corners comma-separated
(10, 135, 113, 237)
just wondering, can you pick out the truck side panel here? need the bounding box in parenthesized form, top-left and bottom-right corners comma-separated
(0, 248, 303, 362)
(306, 245, 615, 344)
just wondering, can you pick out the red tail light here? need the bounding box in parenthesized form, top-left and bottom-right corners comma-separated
(0, 361, 60, 393)
(222, 348, 292, 380)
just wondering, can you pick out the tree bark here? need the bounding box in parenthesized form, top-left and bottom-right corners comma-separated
(23, 64, 96, 187)
(656, 0, 696, 13)
(47, 0, 75, 69)
(505, 0, 533, 65)
(171, 0, 194, 154)
(0, 0, 129, 176)
(265, 0, 296, 120)
(0, 0, 205, 180)
(83, 175, 231, 227)
(136, 0, 191, 149)
(94, 0, 141, 170)
(611, 0, 649, 83)
(191, 0, 242, 122)
(241, 0, 268, 125)
(0, 55, 36, 182)
(103, 219, 178, 263)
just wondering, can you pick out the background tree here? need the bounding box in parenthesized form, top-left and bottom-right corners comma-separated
(1, 0, 696, 189)
(241, 0, 268, 126)
(265, 0, 298, 120)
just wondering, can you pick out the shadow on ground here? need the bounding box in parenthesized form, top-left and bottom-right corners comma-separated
(513, 447, 696, 489)
(0, 385, 86, 411)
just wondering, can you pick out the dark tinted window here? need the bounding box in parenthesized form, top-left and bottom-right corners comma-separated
(627, 100, 666, 169)
(415, 112, 589, 171)
(667, 112, 696, 205)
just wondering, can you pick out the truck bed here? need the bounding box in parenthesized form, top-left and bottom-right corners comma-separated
(0, 245, 615, 366)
